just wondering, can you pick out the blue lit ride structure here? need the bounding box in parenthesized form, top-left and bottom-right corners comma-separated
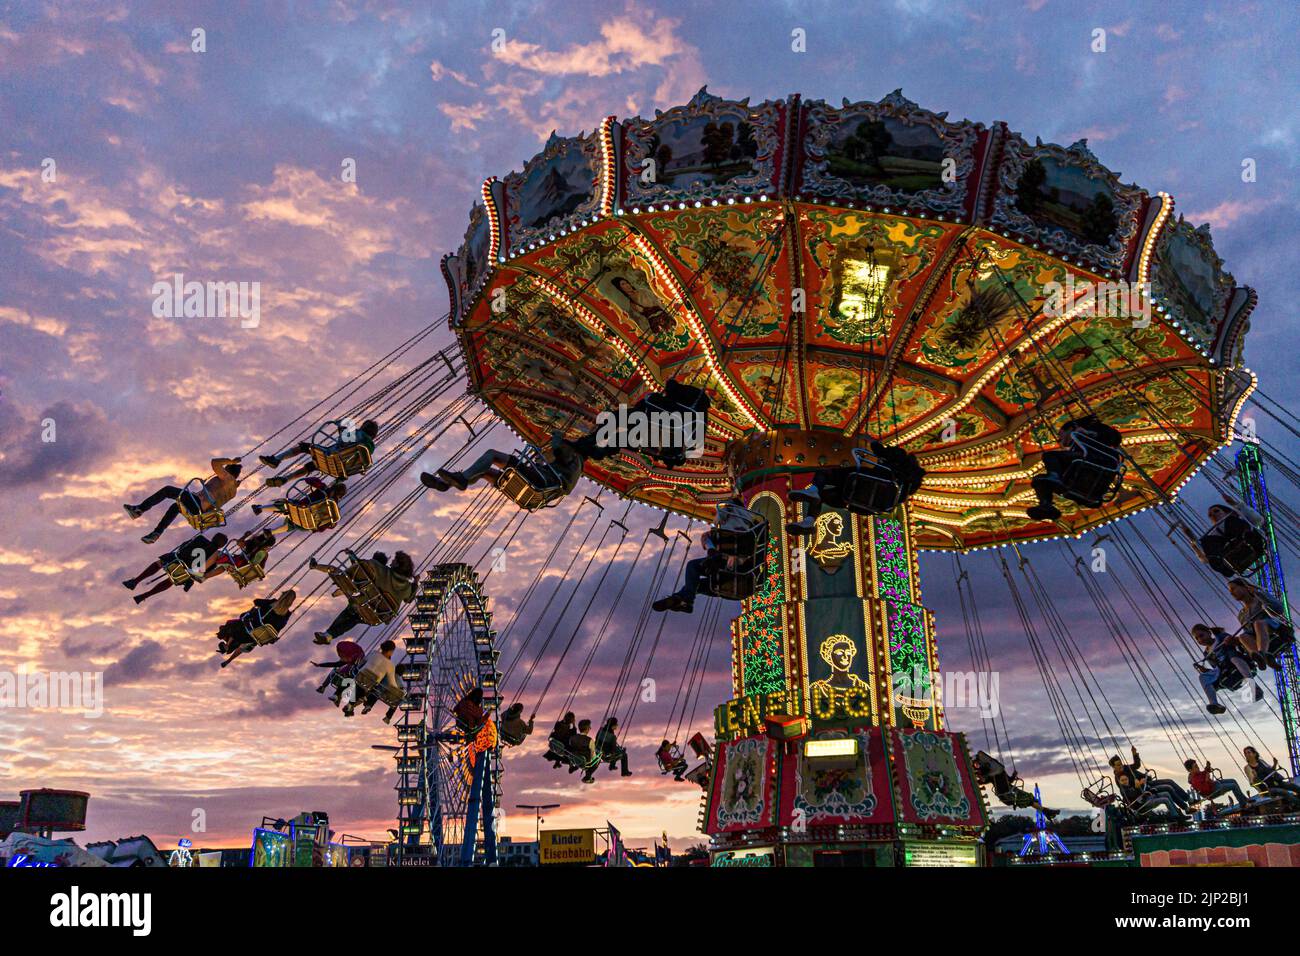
(1237, 442, 1299, 775)
(394, 564, 502, 865)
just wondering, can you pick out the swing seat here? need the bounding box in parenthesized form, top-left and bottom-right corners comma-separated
(322, 554, 400, 626)
(842, 448, 904, 516)
(496, 446, 566, 510)
(657, 747, 688, 776)
(704, 554, 764, 601)
(1058, 432, 1125, 508)
(162, 551, 198, 587)
(283, 480, 341, 532)
(547, 737, 598, 772)
(221, 545, 266, 589)
(1080, 777, 1118, 809)
(178, 478, 226, 531)
(239, 609, 281, 648)
(640, 385, 710, 463)
(355, 671, 407, 707)
(1209, 529, 1267, 577)
(308, 422, 373, 479)
(709, 503, 768, 560)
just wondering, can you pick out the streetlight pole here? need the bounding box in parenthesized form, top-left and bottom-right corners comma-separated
(516, 803, 560, 859)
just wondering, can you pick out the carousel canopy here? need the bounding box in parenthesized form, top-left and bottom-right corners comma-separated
(445, 88, 1256, 550)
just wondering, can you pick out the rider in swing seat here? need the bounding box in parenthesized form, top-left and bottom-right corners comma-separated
(656, 740, 689, 780)
(499, 703, 535, 746)
(209, 530, 277, 580)
(595, 717, 632, 777)
(786, 440, 926, 535)
(122, 531, 229, 604)
(652, 530, 727, 613)
(568, 719, 598, 783)
(124, 457, 243, 543)
(1110, 747, 1190, 819)
(343, 639, 403, 723)
(312, 550, 416, 645)
(252, 477, 347, 533)
(1192, 498, 1266, 578)
(1026, 414, 1122, 522)
(216, 590, 296, 655)
(1183, 759, 1250, 817)
(566, 377, 711, 467)
(1190, 623, 1261, 714)
(453, 688, 487, 734)
(545, 713, 577, 768)
(259, 419, 380, 486)
(1228, 576, 1294, 671)
(971, 751, 1060, 818)
(419, 431, 584, 499)
(1243, 746, 1300, 802)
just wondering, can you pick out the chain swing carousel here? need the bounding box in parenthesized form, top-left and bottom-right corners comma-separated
(134, 88, 1300, 868)
(441, 88, 1269, 866)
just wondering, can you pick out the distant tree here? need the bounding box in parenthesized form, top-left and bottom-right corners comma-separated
(702, 122, 735, 167)
(1016, 158, 1047, 215)
(844, 120, 892, 172)
(1080, 192, 1118, 245)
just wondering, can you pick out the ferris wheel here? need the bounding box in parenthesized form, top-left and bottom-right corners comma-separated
(393, 563, 501, 866)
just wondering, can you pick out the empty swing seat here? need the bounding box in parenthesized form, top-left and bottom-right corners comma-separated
(322, 555, 400, 627)
(307, 421, 374, 479)
(842, 448, 904, 516)
(496, 445, 566, 510)
(1059, 432, 1125, 508)
(283, 479, 341, 532)
(177, 477, 226, 532)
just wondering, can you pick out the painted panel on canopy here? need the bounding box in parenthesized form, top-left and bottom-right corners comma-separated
(519, 221, 688, 363)
(865, 378, 949, 439)
(1069, 375, 1212, 435)
(469, 277, 641, 398)
(729, 354, 802, 425)
(622, 89, 783, 206)
(908, 239, 1066, 374)
(989, 134, 1147, 273)
(985, 322, 1186, 417)
(908, 403, 1003, 454)
(635, 205, 789, 347)
(799, 91, 981, 217)
(502, 131, 603, 251)
(800, 208, 950, 354)
(1149, 215, 1235, 351)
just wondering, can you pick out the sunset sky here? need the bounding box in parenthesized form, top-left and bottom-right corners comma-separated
(2, 0, 1298, 854)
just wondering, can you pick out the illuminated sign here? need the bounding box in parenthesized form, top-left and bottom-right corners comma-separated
(804, 738, 860, 759)
(715, 689, 802, 739)
(903, 842, 979, 868)
(7, 854, 57, 868)
(539, 828, 596, 865)
(712, 847, 774, 867)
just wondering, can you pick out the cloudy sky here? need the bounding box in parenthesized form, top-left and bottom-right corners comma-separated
(1, 0, 1298, 853)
